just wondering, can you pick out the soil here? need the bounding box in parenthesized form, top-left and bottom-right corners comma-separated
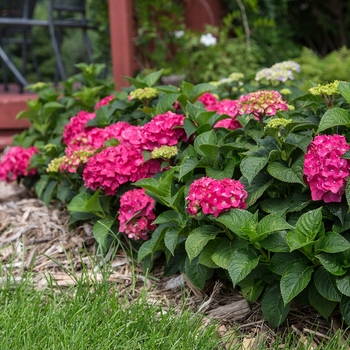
(0, 181, 348, 349)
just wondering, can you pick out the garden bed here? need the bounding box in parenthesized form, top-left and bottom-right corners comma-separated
(0, 181, 347, 349)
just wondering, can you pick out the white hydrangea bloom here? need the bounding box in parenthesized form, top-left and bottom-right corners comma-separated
(199, 33, 217, 46)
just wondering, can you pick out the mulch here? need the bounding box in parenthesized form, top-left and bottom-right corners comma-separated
(0, 181, 348, 349)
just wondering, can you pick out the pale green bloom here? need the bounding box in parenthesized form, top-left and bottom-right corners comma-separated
(229, 72, 244, 81)
(280, 88, 292, 95)
(309, 81, 340, 96)
(264, 117, 292, 130)
(128, 87, 159, 101)
(47, 157, 64, 172)
(151, 146, 178, 159)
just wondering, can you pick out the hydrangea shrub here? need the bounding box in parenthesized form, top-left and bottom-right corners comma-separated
(4, 66, 350, 328)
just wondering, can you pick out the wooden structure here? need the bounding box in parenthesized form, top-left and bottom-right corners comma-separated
(0, 0, 224, 149)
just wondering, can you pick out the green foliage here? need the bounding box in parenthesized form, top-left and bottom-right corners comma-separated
(10, 64, 350, 330)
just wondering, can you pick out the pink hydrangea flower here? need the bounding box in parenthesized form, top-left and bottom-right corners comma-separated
(142, 111, 186, 150)
(0, 146, 38, 182)
(94, 94, 115, 110)
(238, 90, 288, 117)
(198, 93, 219, 109)
(210, 99, 241, 130)
(117, 124, 144, 146)
(304, 134, 350, 203)
(186, 177, 248, 217)
(118, 188, 156, 240)
(82, 144, 161, 195)
(62, 110, 96, 145)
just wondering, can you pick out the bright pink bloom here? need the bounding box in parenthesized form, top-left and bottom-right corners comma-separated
(186, 177, 248, 217)
(82, 144, 161, 195)
(118, 188, 156, 240)
(0, 146, 38, 182)
(94, 94, 115, 110)
(198, 93, 219, 109)
(62, 110, 96, 145)
(304, 134, 350, 202)
(211, 99, 241, 130)
(238, 90, 288, 117)
(142, 111, 186, 150)
(214, 118, 241, 130)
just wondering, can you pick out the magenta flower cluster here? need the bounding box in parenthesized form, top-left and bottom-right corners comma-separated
(198, 92, 219, 109)
(82, 144, 161, 196)
(94, 94, 115, 110)
(0, 146, 37, 182)
(186, 177, 248, 217)
(62, 110, 95, 145)
(304, 134, 350, 203)
(118, 188, 156, 240)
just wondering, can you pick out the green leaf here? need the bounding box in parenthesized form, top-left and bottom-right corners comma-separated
(92, 217, 114, 250)
(212, 209, 252, 239)
(185, 226, 219, 262)
(240, 156, 268, 185)
(43, 101, 65, 113)
(34, 175, 49, 198)
(259, 231, 290, 252)
(84, 189, 104, 217)
(67, 192, 91, 213)
(194, 130, 217, 157)
(133, 178, 164, 196)
(346, 180, 350, 210)
(153, 210, 185, 226)
(269, 251, 309, 276)
(156, 93, 181, 114)
(190, 83, 216, 102)
(239, 279, 265, 304)
(315, 233, 350, 254)
(184, 256, 213, 290)
(318, 108, 350, 133)
(297, 207, 323, 237)
(316, 252, 347, 276)
(308, 283, 337, 319)
(42, 180, 58, 206)
(198, 240, 222, 268)
(228, 248, 260, 287)
(261, 284, 290, 328)
(183, 118, 198, 138)
(287, 230, 314, 251)
(340, 296, 350, 326)
(240, 173, 274, 207)
(256, 215, 294, 241)
(164, 227, 182, 256)
(179, 158, 199, 180)
(212, 238, 248, 269)
(314, 266, 342, 302)
(137, 225, 167, 261)
(144, 69, 163, 86)
(280, 262, 313, 305)
(180, 81, 194, 97)
(336, 274, 350, 297)
(267, 161, 305, 185)
(338, 81, 350, 103)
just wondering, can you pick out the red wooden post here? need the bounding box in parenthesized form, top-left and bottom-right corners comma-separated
(108, 0, 135, 90)
(185, 0, 224, 32)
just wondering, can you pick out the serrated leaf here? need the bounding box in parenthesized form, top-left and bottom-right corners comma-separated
(185, 226, 219, 262)
(153, 210, 185, 226)
(336, 274, 350, 297)
(164, 227, 182, 256)
(212, 209, 252, 239)
(34, 175, 49, 198)
(67, 192, 92, 212)
(84, 189, 104, 217)
(280, 262, 313, 305)
(314, 266, 342, 302)
(316, 252, 347, 276)
(92, 217, 114, 250)
(295, 207, 323, 240)
(144, 69, 163, 86)
(318, 108, 350, 133)
(239, 279, 265, 304)
(262, 284, 290, 328)
(269, 251, 308, 276)
(267, 161, 305, 185)
(184, 256, 213, 290)
(42, 180, 58, 206)
(315, 233, 350, 254)
(340, 296, 350, 326)
(184, 118, 198, 137)
(228, 248, 260, 287)
(240, 156, 268, 185)
(179, 157, 199, 180)
(338, 81, 350, 103)
(287, 230, 315, 251)
(156, 93, 181, 114)
(198, 240, 222, 268)
(137, 225, 167, 261)
(308, 283, 336, 319)
(256, 215, 294, 241)
(190, 83, 216, 102)
(259, 231, 290, 252)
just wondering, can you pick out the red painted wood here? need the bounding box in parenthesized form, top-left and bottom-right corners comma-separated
(108, 0, 135, 90)
(185, 0, 225, 32)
